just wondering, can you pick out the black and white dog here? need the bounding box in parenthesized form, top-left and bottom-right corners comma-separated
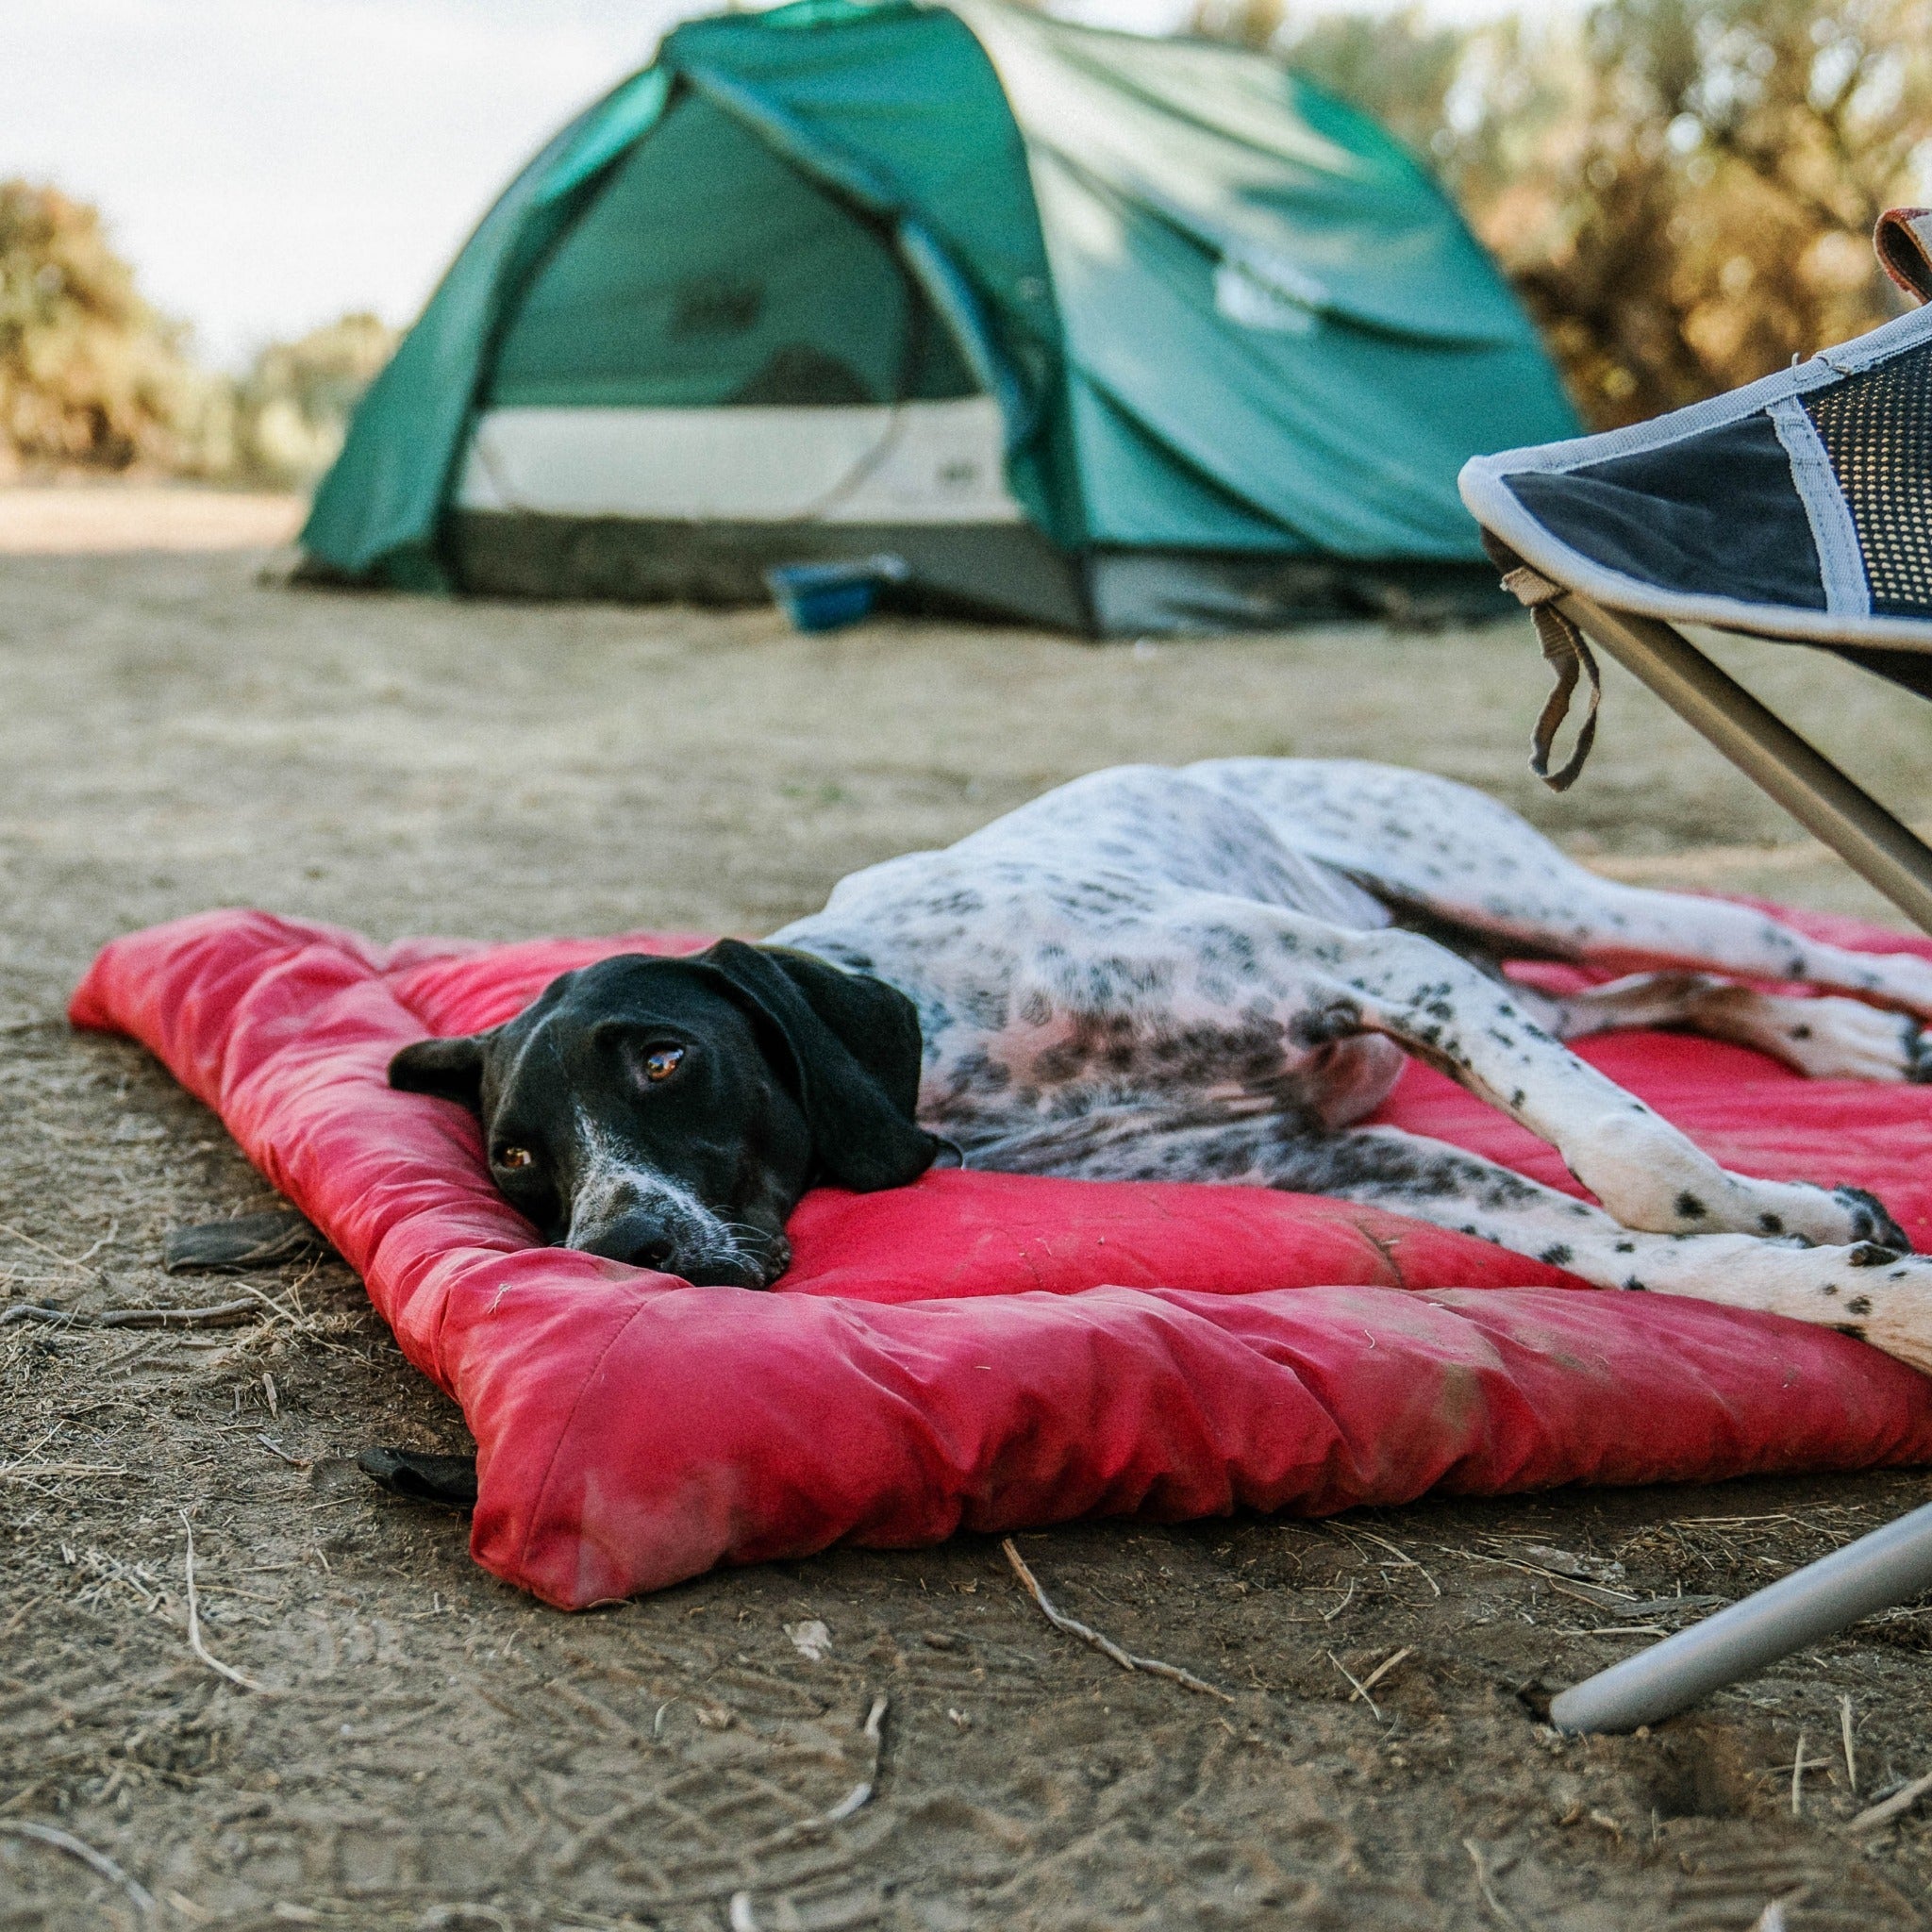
(391, 759, 1932, 1373)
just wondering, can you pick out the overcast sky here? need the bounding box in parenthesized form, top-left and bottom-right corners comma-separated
(12, 0, 1366, 369)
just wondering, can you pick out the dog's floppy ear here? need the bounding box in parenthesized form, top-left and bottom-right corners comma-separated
(388, 1034, 489, 1114)
(695, 939, 935, 1191)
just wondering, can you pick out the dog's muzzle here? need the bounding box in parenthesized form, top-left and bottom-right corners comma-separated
(567, 1185, 788, 1289)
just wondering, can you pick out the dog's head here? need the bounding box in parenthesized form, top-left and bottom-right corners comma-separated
(388, 941, 934, 1288)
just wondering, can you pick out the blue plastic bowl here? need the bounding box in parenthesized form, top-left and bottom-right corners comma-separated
(765, 556, 909, 634)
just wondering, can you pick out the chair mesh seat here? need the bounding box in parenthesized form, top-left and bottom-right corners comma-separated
(1806, 340, 1932, 619)
(1457, 219, 1932, 887)
(1459, 294, 1932, 654)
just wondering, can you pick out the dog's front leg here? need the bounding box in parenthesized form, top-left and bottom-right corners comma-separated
(1316, 926, 1905, 1252)
(1272, 1124, 1932, 1375)
(966, 1107, 1932, 1374)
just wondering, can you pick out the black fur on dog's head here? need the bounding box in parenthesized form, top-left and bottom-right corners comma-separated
(388, 940, 934, 1288)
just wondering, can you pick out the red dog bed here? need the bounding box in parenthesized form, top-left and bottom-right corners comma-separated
(72, 907, 1932, 1608)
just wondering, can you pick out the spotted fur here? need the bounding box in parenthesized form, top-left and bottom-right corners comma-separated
(773, 758, 1932, 1374)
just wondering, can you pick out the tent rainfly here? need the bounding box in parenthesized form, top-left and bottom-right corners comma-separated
(300, 0, 1582, 633)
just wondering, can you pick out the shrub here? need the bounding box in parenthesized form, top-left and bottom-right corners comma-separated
(228, 311, 397, 489)
(0, 179, 210, 475)
(1197, 0, 1932, 427)
(0, 178, 396, 488)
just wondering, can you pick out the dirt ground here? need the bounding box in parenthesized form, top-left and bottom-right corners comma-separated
(4, 489, 1932, 1932)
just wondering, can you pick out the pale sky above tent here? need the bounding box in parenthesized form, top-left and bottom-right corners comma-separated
(11, 0, 1523, 369)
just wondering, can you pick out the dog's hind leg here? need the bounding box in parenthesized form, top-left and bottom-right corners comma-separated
(969, 1108, 1932, 1375)
(1509, 972, 1932, 1082)
(976, 890, 1904, 1253)
(1444, 872, 1932, 1018)
(1245, 914, 1908, 1252)
(1185, 758, 1932, 1019)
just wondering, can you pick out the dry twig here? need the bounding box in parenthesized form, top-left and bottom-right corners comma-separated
(0, 1462, 125, 1483)
(1433, 1543, 1640, 1607)
(1847, 1766, 1932, 1834)
(823, 1693, 890, 1824)
(1001, 1539, 1234, 1702)
(0, 1306, 83, 1329)
(1354, 1646, 1412, 1703)
(0, 1594, 44, 1640)
(180, 1512, 276, 1695)
(1551, 1624, 1671, 1639)
(1341, 1526, 1442, 1597)
(1841, 1695, 1857, 1795)
(1463, 1838, 1527, 1932)
(757, 1691, 891, 1847)
(0, 1223, 98, 1274)
(0, 1820, 154, 1919)
(1328, 1651, 1382, 1719)
(698, 1690, 894, 1924)
(0, 1299, 258, 1331)
(1319, 1580, 1356, 1623)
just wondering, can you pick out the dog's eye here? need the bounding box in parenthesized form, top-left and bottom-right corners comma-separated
(494, 1145, 535, 1171)
(642, 1045, 686, 1084)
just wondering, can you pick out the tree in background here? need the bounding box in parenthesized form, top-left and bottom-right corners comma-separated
(226, 312, 397, 489)
(0, 179, 208, 476)
(1197, 0, 1932, 427)
(0, 177, 395, 487)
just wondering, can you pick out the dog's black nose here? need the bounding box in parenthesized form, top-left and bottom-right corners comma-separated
(575, 1208, 683, 1274)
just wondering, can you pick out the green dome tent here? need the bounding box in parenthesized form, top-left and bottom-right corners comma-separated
(300, 0, 1581, 632)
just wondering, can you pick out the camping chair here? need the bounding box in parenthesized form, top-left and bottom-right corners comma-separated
(1457, 210, 1932, 1733)
(1460, 207, 1932, 934)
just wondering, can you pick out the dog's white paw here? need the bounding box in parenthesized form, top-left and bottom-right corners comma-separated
(1746, 992, 1927, 1082)
(1751, 1241, 1932, 1374)
(1625, 1233, 1932, 1374)
(1574, 1111, 1909, 1250)
(1710, 1177, 1911, 1252)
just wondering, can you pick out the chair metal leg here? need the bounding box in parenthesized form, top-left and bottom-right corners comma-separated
(1540, 598, 1932, 1737)
(1551, 1495, 1932, 1733)
(1561, 591, 1932, 937)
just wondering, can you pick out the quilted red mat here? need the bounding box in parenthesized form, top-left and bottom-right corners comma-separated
(72, 907, 1932, 1608)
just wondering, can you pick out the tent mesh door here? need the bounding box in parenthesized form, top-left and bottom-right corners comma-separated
(1804, 342, 1932, 618)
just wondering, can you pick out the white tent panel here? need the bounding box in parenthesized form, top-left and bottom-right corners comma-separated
(456, 398, 1023, 525)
